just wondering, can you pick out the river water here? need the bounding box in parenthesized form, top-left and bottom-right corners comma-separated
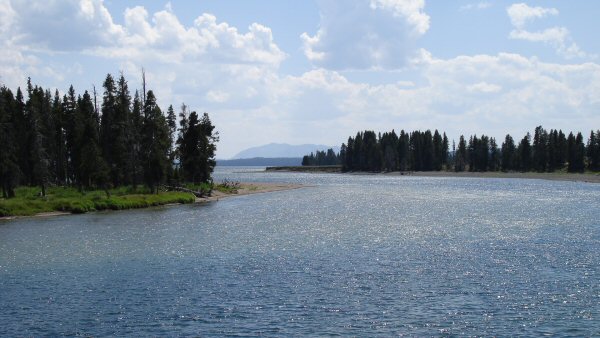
(1, 167, 599, 336)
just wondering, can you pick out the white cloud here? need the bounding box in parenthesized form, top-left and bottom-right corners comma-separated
(238, 52, 599, 157)
(8, 0, 124, 51)
(467, 82, 502, 93)
(4, 0, 285, 67)
(301, 0, 430, 70)
(368, 0, 430, 35)
(507, 3, 558, 29)
(460, 2, 492, 11)
(1, 0, 599, 158)
(506, 3, 589, 59)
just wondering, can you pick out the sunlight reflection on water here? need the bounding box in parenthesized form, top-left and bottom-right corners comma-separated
(1, 168, 599, 336)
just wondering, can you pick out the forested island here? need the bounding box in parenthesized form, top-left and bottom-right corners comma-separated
(0, 74, 219, 216)
(302, 127, 600, 174)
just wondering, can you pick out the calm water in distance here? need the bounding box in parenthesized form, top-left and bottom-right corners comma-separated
(1, 167, 599, 336)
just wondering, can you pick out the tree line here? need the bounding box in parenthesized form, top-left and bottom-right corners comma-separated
(303, 126, 599, 173)
(0, 74, 217, 198)
(301, 148, 341, 166)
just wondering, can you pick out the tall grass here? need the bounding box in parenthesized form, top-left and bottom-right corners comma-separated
(0, 186, 195, 217)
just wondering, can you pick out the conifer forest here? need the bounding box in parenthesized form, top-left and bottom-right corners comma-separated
(303, 127, 600, 173)
(0, 74, 218, 198)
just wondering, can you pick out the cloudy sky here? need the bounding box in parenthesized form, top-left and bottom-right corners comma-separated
(1, 0, 599, 158)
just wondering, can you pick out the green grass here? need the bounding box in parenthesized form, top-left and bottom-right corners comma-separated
(0, 186, 195, 217)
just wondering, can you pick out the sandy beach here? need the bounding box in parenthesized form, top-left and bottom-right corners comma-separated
(197, 182, 305, 202)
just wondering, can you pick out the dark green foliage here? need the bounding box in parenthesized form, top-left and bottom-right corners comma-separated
(176, 108, 218, 185)
(532, 126, 549, 172)
(455, 135, 467, 172)
(302, 148, 341, 166)
(141, 90, 171, 193)
(329, 125, 595, 173)
(567, 132, 585, 173)
(587, 130, 600, 171)
(0, 74, 217, 199)
(501, 134, 516, 171)
(0, 87, 20, 198)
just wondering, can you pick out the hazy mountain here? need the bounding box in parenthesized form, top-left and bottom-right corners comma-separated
(232, 143, 339, 159)
(217, 157, 302, 166)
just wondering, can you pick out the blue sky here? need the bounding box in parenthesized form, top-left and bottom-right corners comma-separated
(1, 0, 599, 158)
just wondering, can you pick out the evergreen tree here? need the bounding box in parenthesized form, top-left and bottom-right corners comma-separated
(489, 137, 499, 171)
(77, 91, 107, 189)
(381, 130, 398, 171)
(532, 126, 548, 172)
(455, 135, 467, 172)
(25, 80, 50, 195)
(177, 111, 218, 183)
(442, 132, 449, 169)
(397, 130, 409, 171)
(51, 90, 67, 185)
(100, 74, 118, 187)
(517, 133, 532, 172)
(567, 132, 585, 173)
(111, 73, 132, 186)
(0, 87, 20, 197)
(141, 90, 170, 193)
(63, 86, 79, 184)
(128, 91, 144, 188)
(587, 130, 600, 171)
(432, 130, 443, 171)
(501, 134, 516, 171)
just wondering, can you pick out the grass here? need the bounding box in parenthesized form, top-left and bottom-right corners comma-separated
(0, 186, 196, 217)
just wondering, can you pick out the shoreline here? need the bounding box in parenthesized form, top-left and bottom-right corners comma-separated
(267, 166, 600, 184)
(384, 170, 600, 183)
(0, 183, 305, 221)
(195, 182, 305, 203)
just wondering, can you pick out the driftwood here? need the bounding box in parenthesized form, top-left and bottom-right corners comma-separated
(162, 185, 211, 198)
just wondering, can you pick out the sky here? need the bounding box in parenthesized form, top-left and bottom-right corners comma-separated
(1, 0, 599, 158)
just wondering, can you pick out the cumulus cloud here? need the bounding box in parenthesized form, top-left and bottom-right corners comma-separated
(8, 0, 124, 51)
(4, 0, 285, 66)
(506, 3, 588, 59)
(245, 53, 600, 157)
(506, 3, 558, 29)
(301, 0, 429, 70)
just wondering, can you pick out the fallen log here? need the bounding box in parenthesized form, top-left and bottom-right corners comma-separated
(161, 185, 211, 198)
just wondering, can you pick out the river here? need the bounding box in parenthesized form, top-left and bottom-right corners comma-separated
(1, 167, 599, 336)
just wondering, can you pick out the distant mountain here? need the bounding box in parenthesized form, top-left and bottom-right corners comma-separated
(232, 143, 340, 159)
(217, 157, 302, 167)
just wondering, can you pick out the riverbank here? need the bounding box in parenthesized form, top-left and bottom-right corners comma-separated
(0, 183, 304, 220)
(266, 165, 600, 183)
(385, 170, 600, 183)
(196, 182, 304, 203)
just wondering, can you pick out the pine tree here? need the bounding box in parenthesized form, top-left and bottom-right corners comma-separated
(129, 90, 144, 188)
(532, 126, 548, 172)
(112, 73, 132, 186)
(25, 80, 50, 195)
(77, 91, 107, 189)
(442, 132, 449, 169)
(501, 134, 516, 171)
(432, 130, 443, 171)
(100, 74, 117, 187)
(587, 130, 600, 171)
(517, 133, 532, 172)
(141, 90, 170, 192)
(0, 87, 20, 197)
(567, 132, 585, 173)
(455, 135, 467, 172)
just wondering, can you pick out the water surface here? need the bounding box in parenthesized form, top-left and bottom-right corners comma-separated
(1, 168, 599, 336)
